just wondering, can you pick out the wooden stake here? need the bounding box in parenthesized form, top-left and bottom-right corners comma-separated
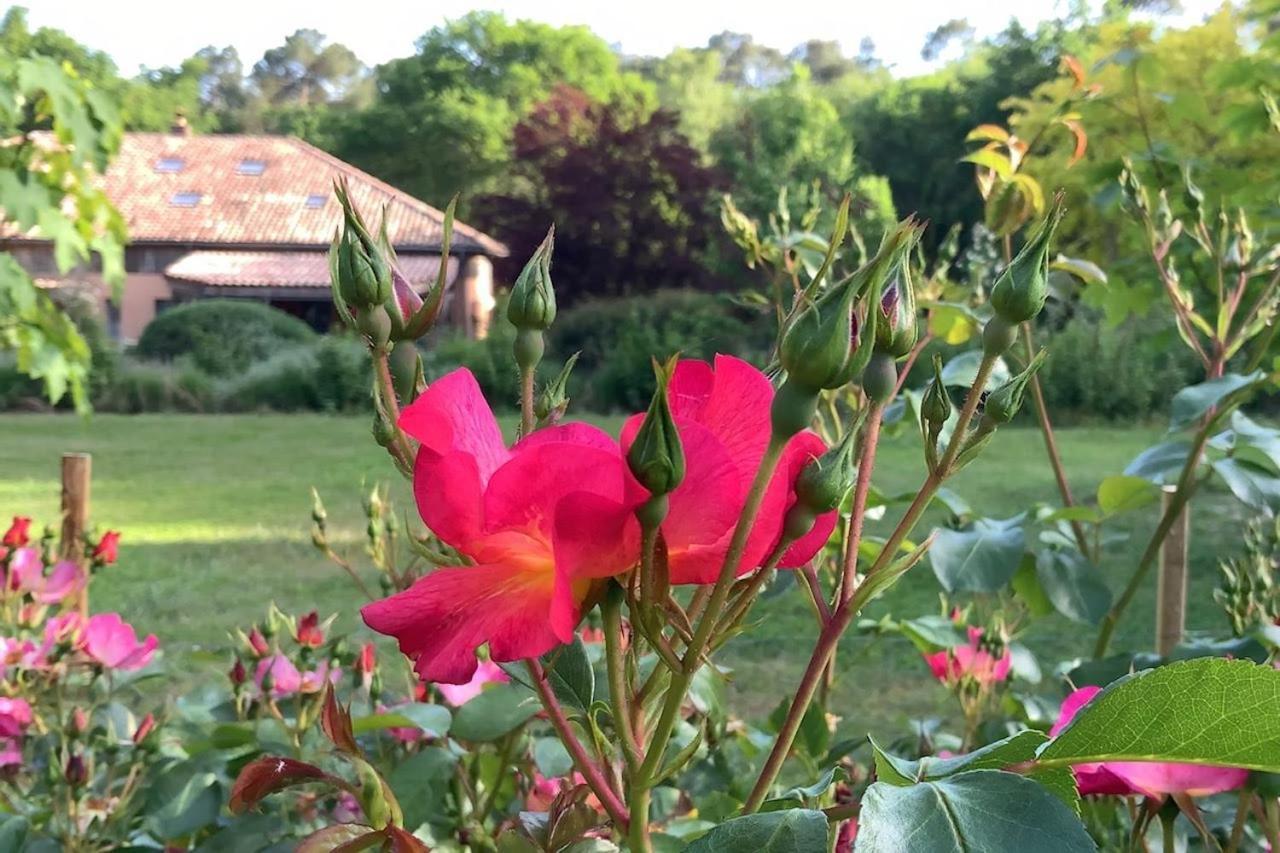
(1155, 484, 1188, 656)
(60, 453, 91, 563)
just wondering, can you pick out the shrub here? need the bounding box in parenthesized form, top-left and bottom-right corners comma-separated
(218, 336, 370, 413)
(94, 359, 218, 413)
(1036, 310, 1200, 421)
(135, 300, 316, 377)
(548, 289, 773, 411)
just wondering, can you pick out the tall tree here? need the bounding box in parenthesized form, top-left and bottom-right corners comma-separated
(330, 12, 654, 205)
(789, 39, 855, 84)
(251, 29, 364, 107)
(632, 47, 737, 151)
(705, 31, 790, 87)
(474, 86, 723, 304)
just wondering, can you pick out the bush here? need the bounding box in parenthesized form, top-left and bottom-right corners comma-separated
(548, 289, 773, 411)
(135, 300, 316, 377)
(94, 359, 218, 413)
(0, 293, 118, 410)
(1036, 310, 1200, 421)
(218, 336, 370, 413)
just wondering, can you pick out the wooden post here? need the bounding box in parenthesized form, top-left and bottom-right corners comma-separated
(60, 453, 91, 563)
(1155, 484, 1189, 656)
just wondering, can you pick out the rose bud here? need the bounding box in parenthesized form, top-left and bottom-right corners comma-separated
(627, 356, 686, 505)
(920, 354, 953, 429)
(874, 266, 919, 359)
(230, 657, 247, 686)
(91, 531, 120, 565)
(331, 180, 392, 311)
(2, 517, 31, 548)
(133, 713, 156, 745)
(535, 352, 580, 425)
(69, 707, 89, 737)
(982, 350, 1048, 426)
(65, 754, 87, 787)
(295, 611, 325, 648)
(990, 197, 1065, 325)
(247, 628, 269, 657)
(356, 642, 376, 676)
(786, 426, 859, 541)
(388, 340, 421, 403)
(507, 227, 557, 334)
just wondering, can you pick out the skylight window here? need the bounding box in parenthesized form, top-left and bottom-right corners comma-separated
(169, 191, 202, 207)
(236, 158, 267, 176)
(154, 157, 185, 173)
(304, 194, 327, 209)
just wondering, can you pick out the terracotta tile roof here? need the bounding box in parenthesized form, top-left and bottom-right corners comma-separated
(164, 250, 458, 290)
(20, 132, 506, 256)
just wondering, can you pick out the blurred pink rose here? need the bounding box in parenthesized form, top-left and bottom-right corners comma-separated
(437, 659, 509, 706)
(924, 626, 1011, 686)
(83, 614, 157, 671)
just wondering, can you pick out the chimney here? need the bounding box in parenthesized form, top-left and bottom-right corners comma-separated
(170, 113, 191, 137)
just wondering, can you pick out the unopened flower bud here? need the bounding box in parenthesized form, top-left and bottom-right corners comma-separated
(331, 181, 392, 311)
(1182, 164, 1204, 216)
(507, 228, 556, 332)
(68, 707, 89, 737)
(247, 627, 269, 657)
(627, 356, 685, 497)
(920, 354, 952, 427)
(65, 754, 87, 787)
(536, 353, 579, 425)
(779, 220, 918, 392)
(983, 350, 1048, 425)
(310, 489, 327, 527)
(862, 352, 898, 406)
(387, 268, 427, 341)
(990, 197, 1064, 325)
(874, 268, 919, 359)
(356, 304, 392, 350)
(795, 426, 859, 516)
(230, 657, 247, 686)
(372, 411, 397, 448)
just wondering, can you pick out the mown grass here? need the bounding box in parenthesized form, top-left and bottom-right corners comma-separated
(0, 414, 1249, 741)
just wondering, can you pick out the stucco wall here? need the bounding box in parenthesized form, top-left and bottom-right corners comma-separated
(116, 273, 172, 344)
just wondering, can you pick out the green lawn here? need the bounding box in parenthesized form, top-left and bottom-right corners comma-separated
(0, 414, 1250, 741)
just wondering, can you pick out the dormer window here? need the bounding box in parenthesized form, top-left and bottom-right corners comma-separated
(304, 194, 327, 209)
(154, 157, 185, 173)
(237, 158, 267, 176)
(170, 191, 202, 207)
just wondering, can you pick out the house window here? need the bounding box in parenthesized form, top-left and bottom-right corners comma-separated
(237, 159, 267, 176)
(154, 157, 185, 173)
(304, 194, 327, 209)
(170, 191, 202, 207)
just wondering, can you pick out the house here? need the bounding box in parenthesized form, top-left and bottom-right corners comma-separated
(4, 124, 508, 342)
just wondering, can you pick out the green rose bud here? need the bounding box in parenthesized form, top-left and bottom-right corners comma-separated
(507, 227, 557, 332)
(990, 197, 1065, 325)
(982, 350, 1048, 425)
(874, 265, 919, 359)
(794, 424, 859, 515)
(331, 180, 392, 311)
(627, 356, 685, 497)
(982, 315, 1018, 357)
(862, 351, 898, 405)
(388, 341, 421, 403)
(920, 354, 952, 427)
(778, 219, 919, 392)
(536, 352, 580, 424)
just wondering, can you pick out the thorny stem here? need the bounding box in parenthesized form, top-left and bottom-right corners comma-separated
(1021, 323, 1092, 558)
(525, 660, 629, 829)
(603, 591, 640, 775)
(374, 352, 415, 476)
(836, 402, 884, 608)
(628, 437, 787, 846)
(744, 356, 997, 812)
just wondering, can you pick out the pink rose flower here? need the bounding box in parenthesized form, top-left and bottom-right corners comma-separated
(924, 626, 1011, 686)
(436, 659, 508, 706)
(1052, 686, 1248, 797)
(8, 549, 85, 604)
(255, 654, 302, 698)
(0, 698, 33, 738)
(83, 613, 158, 671)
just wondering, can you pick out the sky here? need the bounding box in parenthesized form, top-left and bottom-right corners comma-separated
(22, 0, 1227, 78)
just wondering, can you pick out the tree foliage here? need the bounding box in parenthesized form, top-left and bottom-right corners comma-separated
(473, 86, 724, 304)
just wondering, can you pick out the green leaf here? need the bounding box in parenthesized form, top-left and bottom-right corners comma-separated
(1096, 475, 1159, 515)
(960, 147, 1014, 179)
(683, 809, 829, 852)
(0, 815, 30, 851)
(1051, 256, 1108, 285)
(898, 615, 967, 651)
(941, 350, 1010, 390)
(1034, 550, 1112, 625)
(1124, 441, 1192, 484)
(1040, 658, 1280, 771)
(928, 516, 1026, 593)
(353, 703, 451, 737)
(542, 637, 595, 713)
(1212, 458, 1280, 512)
(855, 771, 1095, 852)
(450, 683, 541, 742)
(145, 761, 223, 840)
(1012, 557, 1054, 617)
(387, 747, 457, 831)
(534, 736, 574, 777)
(1169, 372, 1264, 430)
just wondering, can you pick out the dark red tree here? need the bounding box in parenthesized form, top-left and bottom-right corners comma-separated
(474, 85, 726, 305)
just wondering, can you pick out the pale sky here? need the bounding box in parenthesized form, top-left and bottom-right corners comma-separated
(21, 0, 1227, 78)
